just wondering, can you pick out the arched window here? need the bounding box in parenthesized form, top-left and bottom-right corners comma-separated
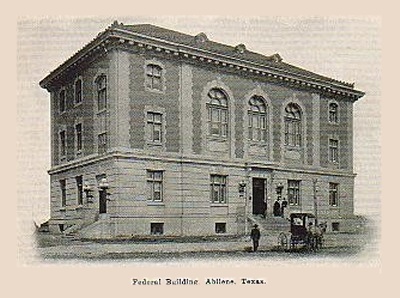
(248, 96, 267, 142)
(95, 75, 107, 111)
(74, 78, 82, 104)
(284, 103, 302, 147)
(145, 64, 163, 91)
(207, 88, 228, 138)
(329, 102, 339, 123)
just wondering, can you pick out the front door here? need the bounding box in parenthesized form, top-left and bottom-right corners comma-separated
(252, 178, 266, 215)
(99, 190, 107, 214)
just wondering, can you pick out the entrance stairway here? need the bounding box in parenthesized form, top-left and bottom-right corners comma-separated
(248, 214, 291, 236)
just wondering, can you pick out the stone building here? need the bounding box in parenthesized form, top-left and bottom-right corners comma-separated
(39, 21, 364, 238)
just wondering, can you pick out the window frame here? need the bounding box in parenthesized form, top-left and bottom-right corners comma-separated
(60, 179, 67, 207)
(210, 174, 227, 204)
(287, 180, 301, 206)
(59, 129, 67, 159)
(75, 123, 83, 154)
(74, 77, 83, 105)
(95, 74, 107, 112)
(215, 222, 227, 234)
(328, 102, 339, 124)
(147, 170, 164, 202)
(207, 88, 229, 139)
(146, 111, 163, 144)
(150, 223, 164, 235)
(59, 88, 66, 114)
(97, 132, 107, 154)
(145, 63, 164, 92)
(329, 138, 339, 163)
(248, 96, 267, 143)
(284, 103, 302, 148)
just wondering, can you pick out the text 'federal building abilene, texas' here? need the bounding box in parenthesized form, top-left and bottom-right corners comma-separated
(39, 21, 364, 239)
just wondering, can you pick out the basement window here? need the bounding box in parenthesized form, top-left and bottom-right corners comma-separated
(215, 223, 226, 234)
(151, 223, 164, 235)
(332, 222, 340, 232)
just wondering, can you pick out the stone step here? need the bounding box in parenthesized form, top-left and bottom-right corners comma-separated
(249, 216, 291, 233)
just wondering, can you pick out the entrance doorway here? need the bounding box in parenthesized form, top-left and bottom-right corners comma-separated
(252, 178, 266, 215)
(99, 190, 107, 214)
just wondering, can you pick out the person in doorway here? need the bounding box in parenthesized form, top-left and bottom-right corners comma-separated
(250, 224, 261, 252)
(273, 198, 281, 216)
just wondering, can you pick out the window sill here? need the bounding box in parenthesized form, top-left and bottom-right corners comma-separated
(147, 201, 165, 206)
(59, 207, 66, 212)
(285, 146, 302, 151)
(97, 109, 107, 115)
(74, 101, 83, 108)
(145, 87, 165, 94)
(248, 141, 268, 146)
(146, 142, 163, 147)
(210, 203, 228, 207)
(207, 136, 228, 142)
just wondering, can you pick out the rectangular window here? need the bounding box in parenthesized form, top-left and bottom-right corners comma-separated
(147, 170, 163, 202)
(150, 223, 164, 235)
(59, 90, 66, 113)
(147, 112, 163, 143)
(248, 113, 267, 142)
(75, 79, 82, 104)
(98, 132, 107, 154)
(59, 130, 66, 158)
(208, 107, 228, 138)
(215, 223, 226, 234)
(287, 180, 301, 206)
(60, 179, 66, 207)
(329, 139, 339, 163)
(329, 183, 339, 207)
(76, 176, 83, 205)
(210, 175, 227, 204)
(329, 103, 339, 123)
(146, 64, 163, 91)
(96, 75, 107, 111)
(284, 119, 301, 147)
(75, 123, 82, 153)
(332, 222, 340, 232)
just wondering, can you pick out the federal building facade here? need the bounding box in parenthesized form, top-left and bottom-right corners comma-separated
(40, 21, 364, 238)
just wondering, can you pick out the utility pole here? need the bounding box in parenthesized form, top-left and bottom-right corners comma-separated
(239, 180, 247, 234)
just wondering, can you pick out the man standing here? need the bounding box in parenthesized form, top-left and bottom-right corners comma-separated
(273, 198, 281, 216)
(250, 224, 261, 252)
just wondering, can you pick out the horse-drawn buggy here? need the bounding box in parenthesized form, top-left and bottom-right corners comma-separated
(277, 213, 326, 251)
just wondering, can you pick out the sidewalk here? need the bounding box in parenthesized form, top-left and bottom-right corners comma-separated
(35, 231, 373, 260)
(36, 233, 279, 259)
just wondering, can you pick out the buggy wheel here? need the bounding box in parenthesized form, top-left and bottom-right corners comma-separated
(277, 232, 288, 250)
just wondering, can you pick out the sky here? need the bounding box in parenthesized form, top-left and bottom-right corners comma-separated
(16, 16, 381, 225)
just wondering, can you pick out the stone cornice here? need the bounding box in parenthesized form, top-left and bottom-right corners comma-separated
(40, 24, 365, 101)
